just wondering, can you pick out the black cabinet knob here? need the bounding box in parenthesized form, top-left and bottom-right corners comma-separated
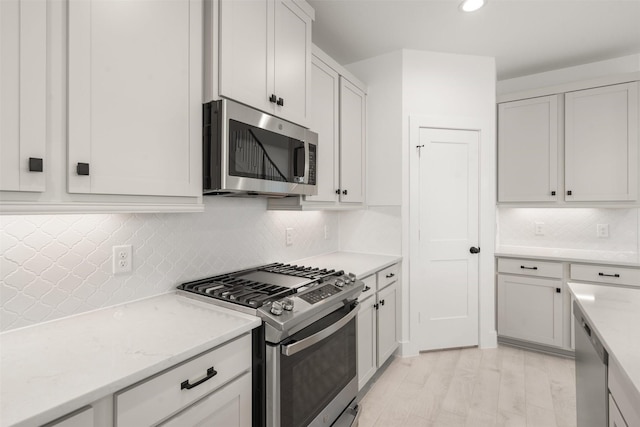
(469, 246, 480, 254)
(551, 191, 556, 196)
(277, 97, 284, 106)
(567, 190, 572, 196)
(556, 288, 561, 293)
(29, 157, 43, 172)
(269, 94, 277, 103)
(342, 189, 348, 195)
(77, 163, 90, 176)
(335, 189, 340, 194)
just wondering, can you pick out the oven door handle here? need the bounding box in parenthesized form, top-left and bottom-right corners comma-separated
(281, 305, 359, 356)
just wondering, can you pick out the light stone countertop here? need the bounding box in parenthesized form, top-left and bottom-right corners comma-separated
(495, 247, 640, 267)
(0, 293, 261, 427)
(296, 251, 402, 279)
(568, 283, 640, 414)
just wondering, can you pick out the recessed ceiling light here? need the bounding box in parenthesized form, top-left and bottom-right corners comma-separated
(459, 0, 486, 12)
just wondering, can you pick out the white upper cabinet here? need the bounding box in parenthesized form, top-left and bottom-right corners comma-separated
(339, 77, 366, 204)
(219, 0, 312, 127)
(565, 82, 638, 202)
(498, 95, 559, 202)
(304, 56, 340, 203)
(0, 0, 47, 192)
(67, 0, 202, 197)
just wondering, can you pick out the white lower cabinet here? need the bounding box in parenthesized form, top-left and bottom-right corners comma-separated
(609, 357, 640, 427)
(161, 372, 251, 427)
(609, 394, 628, 427)
(115, 334, 251, 426)
(356, 264, 399, 390)
(497, 257, 565, 348)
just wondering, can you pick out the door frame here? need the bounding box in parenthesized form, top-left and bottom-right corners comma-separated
(406, 114, 496, 353)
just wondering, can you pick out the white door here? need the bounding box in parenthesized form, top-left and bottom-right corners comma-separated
(410, 126, 479, 351)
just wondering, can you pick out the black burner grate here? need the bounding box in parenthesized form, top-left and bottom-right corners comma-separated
(177, 263, 337, 308)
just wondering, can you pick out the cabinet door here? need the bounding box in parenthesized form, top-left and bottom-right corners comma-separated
(377, 281, 398, 366)
(339, 77, 366, 203)
(305, 56, 339, 203)
(219, 0, 272, 115)
(68, 0, 201, 197)
(160, 372, 252, 427)
(565, 82, 639, 201)
(497, 275, 563, 347)
(273, 0, 311, 127)
(357, 294, 377, 390)
(0, 0, 46, 192)
(609, 394, 629, 427)
(498, 95, 559, 202)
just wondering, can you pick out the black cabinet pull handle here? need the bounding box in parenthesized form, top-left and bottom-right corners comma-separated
(380, 299, 385, 306)
(335, 189, 340, 194)
(520, 265, 538, 270)
(385, 273, 395, 279)
(469, 246, 480, 254)
(551, 191, 556, 196)
(269, 94, 277, 103)
(76, 163, 90, 176)
(363, 286, 371, 293)
(342, 189, 348, 195)
(181, 367, 217, 390)
(277, 97, 284, 106)
(29, 157, 43, 172)
(598, 272, 620, 278)
(567, 190, 572, 196)
(556, 288, 561, 293)
(374, 303, 379, 310)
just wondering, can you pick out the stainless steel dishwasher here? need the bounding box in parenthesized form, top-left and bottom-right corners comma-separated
(573, 301, 608, 427)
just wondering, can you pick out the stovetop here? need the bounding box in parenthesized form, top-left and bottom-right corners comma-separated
(177, 263, 338, 309)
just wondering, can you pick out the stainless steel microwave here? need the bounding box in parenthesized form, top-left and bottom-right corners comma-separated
(203, 99, 318, 197)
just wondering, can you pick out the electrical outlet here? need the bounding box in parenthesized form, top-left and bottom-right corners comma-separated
(113, 245, 132, 274)
(597, 224, 609, 238)
(534, 222, 545, 236)
(324, 225, 329, 240)
(285, 228, 293, 246)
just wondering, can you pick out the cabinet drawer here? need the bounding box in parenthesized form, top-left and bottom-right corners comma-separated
(377, 264, 399, 289)
(358, 275, 376, 302)
(570, 264, 640, 287)
(497, 258, 563, 278)
(115, 334, 251, 427)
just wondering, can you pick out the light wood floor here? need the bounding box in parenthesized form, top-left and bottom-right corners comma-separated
(357, 345, 576, 427)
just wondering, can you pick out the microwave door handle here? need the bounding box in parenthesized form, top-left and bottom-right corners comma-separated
(303, 140, 310, 183)
(281, 306, 359, 356)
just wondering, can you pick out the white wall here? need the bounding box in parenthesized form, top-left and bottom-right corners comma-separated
(0, 197, 339, 331)
(497, 208, 640, 264)
(343, 49, 497, 355)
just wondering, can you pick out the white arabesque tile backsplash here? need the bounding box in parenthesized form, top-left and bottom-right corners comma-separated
(497, 207, 640, 263)
(0, 197, 339, 332)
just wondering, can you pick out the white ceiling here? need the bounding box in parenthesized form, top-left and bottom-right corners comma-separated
(307, 0, 640, 80)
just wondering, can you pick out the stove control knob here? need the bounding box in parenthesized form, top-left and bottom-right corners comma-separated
(335, 279, 345, 287)
(270, 301, 283, 316)
(348, 273, 357, 282)
(282, 298, 294, 311)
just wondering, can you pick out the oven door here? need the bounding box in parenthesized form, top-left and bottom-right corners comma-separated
(267, 302, 358, 427)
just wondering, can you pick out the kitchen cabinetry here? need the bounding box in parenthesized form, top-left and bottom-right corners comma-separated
(1, 0, 203, 213)
(565, 82, 638, 202)
(356, 263, 399, 390)
(115, 334, 251, 426)
(498, 95, 559, 202)
(609, 394, 628, 427)
(497, 258, 564, 347)
(67, 0, 201, 198)
(497, 79, 639, 205)
(268, 46, 367, 210)
(609, 357, 640, 427)
(0, 0, 47, 193)
(219, 0, 313, 128)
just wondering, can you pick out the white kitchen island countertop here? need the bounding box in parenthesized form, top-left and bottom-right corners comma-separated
(568, 283, 640, 417)
(296, 251, 402, 278)
(0, 293, 261, 427)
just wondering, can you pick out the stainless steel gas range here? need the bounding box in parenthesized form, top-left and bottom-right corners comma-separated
(177, 263, 363, 427)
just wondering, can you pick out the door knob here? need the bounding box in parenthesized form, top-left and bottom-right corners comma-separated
(469, 246, 480, 254)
